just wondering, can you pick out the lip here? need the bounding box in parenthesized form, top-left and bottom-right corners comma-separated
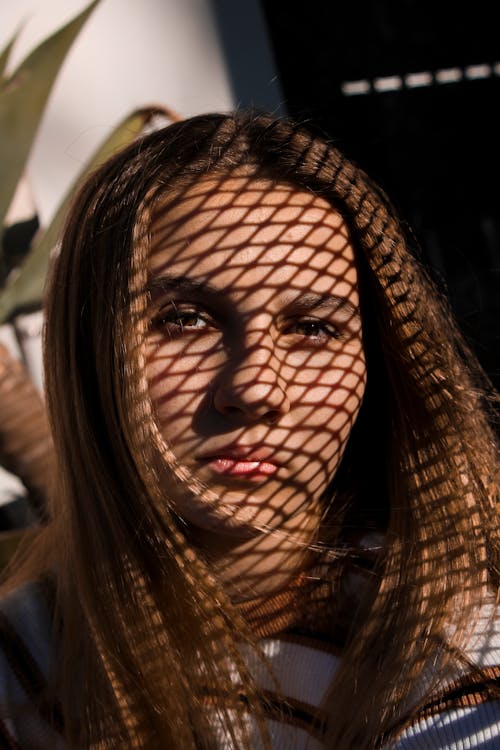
(196, 445, 280, 477)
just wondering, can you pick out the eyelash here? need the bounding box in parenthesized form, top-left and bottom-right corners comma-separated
(153, 304, 342, 342)
(153, 305, 212, 335)
(284, 318, 341, 341)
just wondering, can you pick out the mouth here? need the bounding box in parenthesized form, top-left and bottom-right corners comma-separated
(206, 458, 278, 476)
(196, 446, 280, 478)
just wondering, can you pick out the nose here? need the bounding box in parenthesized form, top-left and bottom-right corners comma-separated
(213, 331, 290, 423)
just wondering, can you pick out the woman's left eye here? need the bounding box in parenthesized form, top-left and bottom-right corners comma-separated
(285, 318, 340, 340)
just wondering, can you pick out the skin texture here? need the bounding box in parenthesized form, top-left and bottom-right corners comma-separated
(145, 175, 367, 599)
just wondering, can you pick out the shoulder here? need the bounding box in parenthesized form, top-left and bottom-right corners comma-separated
(0, 580, 64, 748)
(463, 602, 500, 669)
(393, 699, 500, 749)
(392, 602, 500, 749)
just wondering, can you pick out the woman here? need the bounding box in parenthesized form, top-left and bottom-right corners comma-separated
(0, 111, 498, 749)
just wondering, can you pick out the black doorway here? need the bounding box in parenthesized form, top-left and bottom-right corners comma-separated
(261, 0, 500, 391)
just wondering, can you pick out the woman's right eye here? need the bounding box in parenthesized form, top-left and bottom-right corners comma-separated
(153, 304, 212, 335)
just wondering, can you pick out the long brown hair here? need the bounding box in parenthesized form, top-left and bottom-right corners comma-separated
(4, 112, 499, 748)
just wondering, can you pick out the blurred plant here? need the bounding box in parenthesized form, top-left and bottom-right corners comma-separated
(0, 0, 180, 542)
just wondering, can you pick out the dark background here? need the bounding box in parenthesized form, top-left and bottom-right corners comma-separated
(256, 0, 499, 392)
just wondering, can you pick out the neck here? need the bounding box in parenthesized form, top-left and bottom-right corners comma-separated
(185, 512, 319, 603)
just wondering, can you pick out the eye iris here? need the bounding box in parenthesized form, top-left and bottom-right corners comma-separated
(300, 321, 321, 336)
(154, 307, 207, 332)
(179, 313, 202, 328)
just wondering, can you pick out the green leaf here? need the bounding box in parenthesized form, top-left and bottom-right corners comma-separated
(0, 0, 100, 228)
(0, 26, 22, 81)
(0, 106, 180, 323)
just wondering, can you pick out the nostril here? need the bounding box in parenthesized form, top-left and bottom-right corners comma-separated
(263, 409, 280, 426)
(213, 381, 290, 422)
(222, 404, 246, 416)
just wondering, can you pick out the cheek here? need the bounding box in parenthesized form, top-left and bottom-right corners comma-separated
(145, 337, 223, 440)
(286, 343, 366, 425)
(309, 365, 366, 434)
(286, 348, 366, 481)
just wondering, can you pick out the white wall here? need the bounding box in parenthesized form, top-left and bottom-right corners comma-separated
(0, 0, 236, 225)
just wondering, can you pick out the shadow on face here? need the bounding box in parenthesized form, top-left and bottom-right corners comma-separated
(144, 173, 367, 599)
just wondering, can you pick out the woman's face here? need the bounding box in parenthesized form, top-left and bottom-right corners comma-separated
(145, 174, 366, 553)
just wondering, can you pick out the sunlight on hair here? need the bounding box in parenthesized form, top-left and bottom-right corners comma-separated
(0, 112, 497, 750)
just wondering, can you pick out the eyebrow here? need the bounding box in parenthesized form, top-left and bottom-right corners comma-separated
(279, 292, 360, 318)
(147, 274, 360, 320)
(147, 274, 220, 299)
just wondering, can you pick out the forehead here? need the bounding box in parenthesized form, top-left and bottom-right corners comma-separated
(149, 175, 358, 301)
